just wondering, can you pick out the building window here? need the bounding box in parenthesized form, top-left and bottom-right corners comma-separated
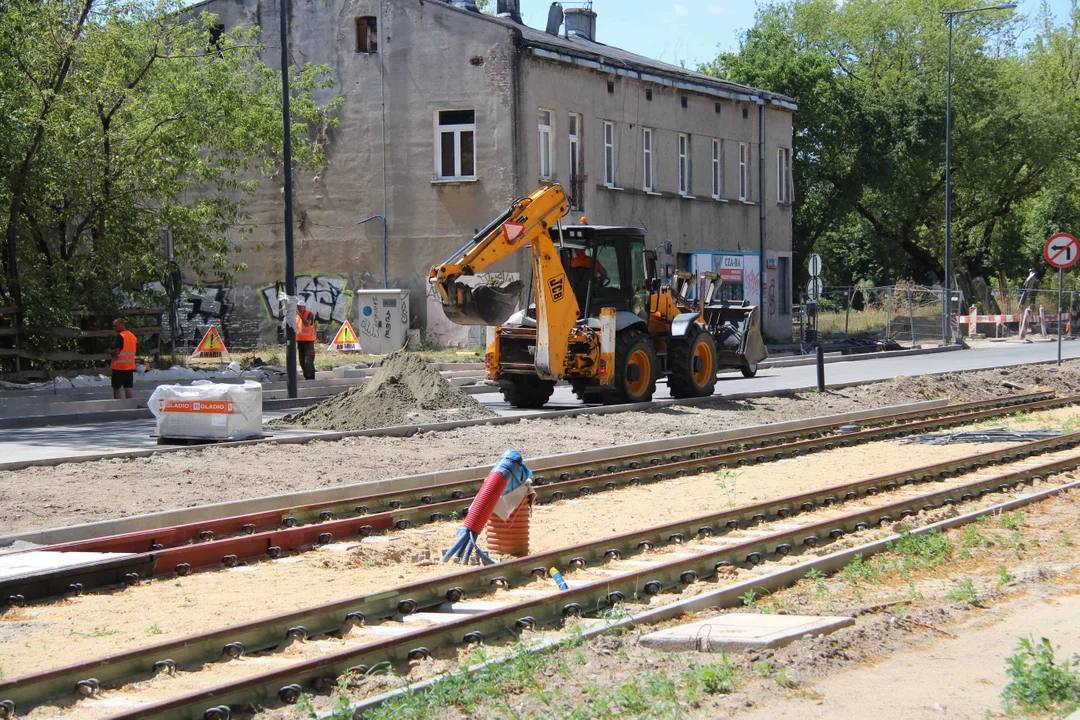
(538, 108, 554, 181)
(568, 113, 584, 210)
(436, 109, 476, 181)
(738, 142, 751, 201)
(642, 128, 655, 192)
(778, 256, 791, 314)
(681, 95, 688, 109)
(355, 17, 377, 53)
(777, 147, 792, 204)
(711, 139, 723, 199)
(603, 121, 617, 188)
(678, 133, 691, 196)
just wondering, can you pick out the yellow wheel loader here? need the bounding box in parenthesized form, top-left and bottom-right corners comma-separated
(428, 184, 767, 408)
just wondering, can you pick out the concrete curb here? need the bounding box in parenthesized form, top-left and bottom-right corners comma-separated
(0, 344, 960, 428)
(0, 399, 948, 548)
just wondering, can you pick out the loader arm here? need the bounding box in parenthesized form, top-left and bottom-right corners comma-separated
(428, 184, 578, 379)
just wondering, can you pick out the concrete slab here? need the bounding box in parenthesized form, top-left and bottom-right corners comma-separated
(0, 550, 133, 581)
(639, 613, 854, 653)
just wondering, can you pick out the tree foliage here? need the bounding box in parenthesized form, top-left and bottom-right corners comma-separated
(0, 0, 342, 338)
(703, 0, 1080, 293)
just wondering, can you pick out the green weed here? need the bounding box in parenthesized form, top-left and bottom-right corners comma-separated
(774, 667, 799, 689)
(997, 512, 1027, 531)
(945, 578, 979, 606)
(805, 568, 832, 599)
(145, 623, 164, 636)
(997, 565, 1014, 587)
(962, 524, 994, 549)
(1061, 531, 1074, 547)
(69, 627, 119, 639)
(1001, 637, 1080, 714)
(686, 655, 741, 696)
(740, 589, 758, 606)
(754, 660, 774, 677)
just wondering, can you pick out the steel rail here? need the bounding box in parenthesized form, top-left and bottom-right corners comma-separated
(4, 428, 1079, 716)
(81, 448, 1080, 720)
(0, 392, 1065, 604)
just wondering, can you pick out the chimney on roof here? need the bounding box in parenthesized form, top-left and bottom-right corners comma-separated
(545, 3, 564, 35)
(497, 0, 522, 23)
(564, 6, 596, 41)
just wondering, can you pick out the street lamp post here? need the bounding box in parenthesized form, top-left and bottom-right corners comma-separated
(941, 3, 1015, 345)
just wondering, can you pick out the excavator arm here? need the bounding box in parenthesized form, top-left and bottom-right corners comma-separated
(429, 184, 578, 379)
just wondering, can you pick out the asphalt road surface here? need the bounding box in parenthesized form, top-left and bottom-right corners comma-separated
(2, 339, 1077, 466)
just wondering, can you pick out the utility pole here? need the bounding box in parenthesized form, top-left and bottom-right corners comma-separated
(280, 0, 298, 398)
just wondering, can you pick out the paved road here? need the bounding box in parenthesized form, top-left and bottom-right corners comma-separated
(2, 340, 1076, 466)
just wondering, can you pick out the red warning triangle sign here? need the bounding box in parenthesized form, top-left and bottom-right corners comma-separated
(504, 222, 525, 243)
(326, 320, 361, 351)
(191, 326, 231, 360)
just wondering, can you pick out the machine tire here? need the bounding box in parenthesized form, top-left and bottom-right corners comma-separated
(740, 363, 759, 378)
(500, 375, 556, 409)
(668, 328, 718, 398)
(600, 330, 658, 405)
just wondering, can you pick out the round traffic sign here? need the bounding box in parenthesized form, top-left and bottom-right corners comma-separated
(806, 278, 823, 302)
(808, 253, 823, 278)
(1044, 233, 1080, 270)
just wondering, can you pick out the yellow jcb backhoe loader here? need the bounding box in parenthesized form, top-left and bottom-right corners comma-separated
(428, 184, 767, 408)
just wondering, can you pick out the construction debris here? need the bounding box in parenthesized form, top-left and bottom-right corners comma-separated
(907, 429, 1063, 445)
(273, 351, 496, 431)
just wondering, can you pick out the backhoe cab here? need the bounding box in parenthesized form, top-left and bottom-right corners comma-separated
(428, 184, 767, 409)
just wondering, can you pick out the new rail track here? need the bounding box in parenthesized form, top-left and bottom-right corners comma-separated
(3, 425, 1080, 720)
(0, 392, 1066, 606)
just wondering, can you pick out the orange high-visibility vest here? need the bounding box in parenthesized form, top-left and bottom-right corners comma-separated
(295, 310, 317, 342)
(112, 330, 137, 371)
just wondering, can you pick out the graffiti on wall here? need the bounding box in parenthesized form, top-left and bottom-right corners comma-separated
(768, 277, 777, 318)
(147, 281, 234, 346)
(259, 274, 351, 325)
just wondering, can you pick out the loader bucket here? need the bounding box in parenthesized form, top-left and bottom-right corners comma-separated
(440, 280, 524, 326)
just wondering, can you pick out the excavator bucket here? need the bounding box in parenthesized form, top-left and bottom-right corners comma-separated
(440, 280, 524, 326)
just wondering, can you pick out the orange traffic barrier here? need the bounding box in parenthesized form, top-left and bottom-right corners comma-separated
(485, 495, 532, 557)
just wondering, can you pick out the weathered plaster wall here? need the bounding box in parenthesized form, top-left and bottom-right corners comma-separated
(516, 54, 794, 340)
(183, 0, 521, 347)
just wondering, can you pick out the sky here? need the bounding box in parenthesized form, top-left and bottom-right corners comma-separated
(517, 0, 1078, 70)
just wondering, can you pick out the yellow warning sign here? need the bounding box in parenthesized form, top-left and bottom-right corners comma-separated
(191, 326, 231, 360)
(327, 320, 361, 351)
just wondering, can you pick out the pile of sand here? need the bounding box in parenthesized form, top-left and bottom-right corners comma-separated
(273, 351, 496, 431)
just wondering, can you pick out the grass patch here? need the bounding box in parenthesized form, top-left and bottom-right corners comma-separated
(1002, 637, 1080, 715)
(841, 530, 954, 588)
(685, 655, 741, 696)
(69, 627, 119, 639)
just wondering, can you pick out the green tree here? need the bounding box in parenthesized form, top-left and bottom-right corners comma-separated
(703, 0, 1080, 294)
(0, 0, 342, 348)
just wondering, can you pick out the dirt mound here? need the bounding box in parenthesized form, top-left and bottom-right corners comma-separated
(273, 351, 496, 431)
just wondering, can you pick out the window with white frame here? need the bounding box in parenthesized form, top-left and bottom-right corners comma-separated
(538, 108, 554, 181)
(777, 147, 792, 204)
(568, 113, 583, 210)
(603, 121, 617, 188)
(436, 109, 476, 181)
(678, 133, 691, 196)
(711, 139, 723, 199)
(738, 142, 751, 201)
(642, 128, 655, 192)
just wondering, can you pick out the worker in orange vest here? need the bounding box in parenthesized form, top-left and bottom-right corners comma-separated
(295, 299, 317, 380)
(110, 318, 137, 400)
(570, 248, 608, 280)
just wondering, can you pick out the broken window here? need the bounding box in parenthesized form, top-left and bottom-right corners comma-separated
(568, 113, 584, 211)
(436, 109, 476, 181)
(356, 17, 377, 53)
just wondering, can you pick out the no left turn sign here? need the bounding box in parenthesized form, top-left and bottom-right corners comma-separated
(1044, 232, 1080, 270)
